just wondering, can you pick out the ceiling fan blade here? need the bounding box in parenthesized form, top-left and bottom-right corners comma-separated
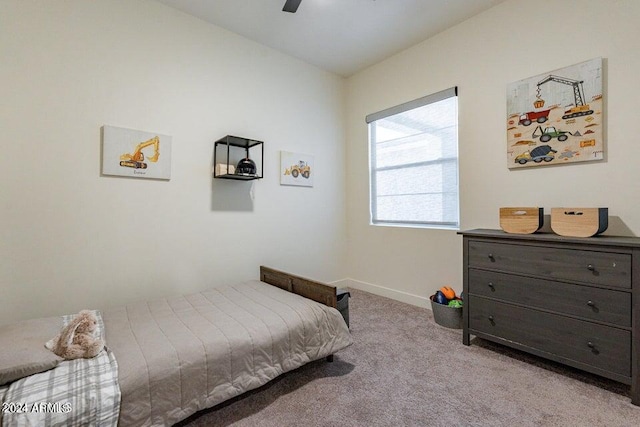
(282, 0, 302, 13)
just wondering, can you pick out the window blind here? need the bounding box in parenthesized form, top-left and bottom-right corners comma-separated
(368, 87, 459, 228)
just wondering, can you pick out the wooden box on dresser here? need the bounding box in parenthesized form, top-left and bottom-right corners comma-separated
(459, 229, 640, 405)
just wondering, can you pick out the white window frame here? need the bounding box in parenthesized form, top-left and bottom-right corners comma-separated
(366, 87, 459, 229)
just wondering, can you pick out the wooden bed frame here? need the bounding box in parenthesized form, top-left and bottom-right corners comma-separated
(260, 266, 340, 362)
(260, 266, 337, 308)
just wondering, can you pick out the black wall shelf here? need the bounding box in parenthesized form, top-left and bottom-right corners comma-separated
(213, 135, 264, 180)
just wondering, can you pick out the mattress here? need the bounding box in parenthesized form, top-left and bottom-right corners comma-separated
(103, 279, 352, 426)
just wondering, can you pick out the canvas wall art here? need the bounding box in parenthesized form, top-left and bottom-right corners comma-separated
(102, 125, 172, 180)
(507, 57, 603, 169)
(280, 151, 314, 187)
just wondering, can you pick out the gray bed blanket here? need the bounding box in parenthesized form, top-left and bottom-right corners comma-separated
(103, 280, 352, 426)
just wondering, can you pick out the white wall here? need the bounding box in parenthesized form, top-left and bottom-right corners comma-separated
(4, 0, 638, 324)
(345, 0, 640, 306)
(0, 0, 347, 325)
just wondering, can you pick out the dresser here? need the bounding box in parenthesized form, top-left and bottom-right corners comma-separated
(459, 229, 640, 405)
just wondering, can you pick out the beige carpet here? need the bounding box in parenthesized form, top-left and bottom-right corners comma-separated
(179, 289, 640, 426)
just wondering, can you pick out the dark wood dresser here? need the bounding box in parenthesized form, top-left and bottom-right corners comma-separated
(459, 229, 640, 405)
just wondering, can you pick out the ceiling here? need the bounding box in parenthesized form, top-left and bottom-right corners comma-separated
(154, 0, 505, 77)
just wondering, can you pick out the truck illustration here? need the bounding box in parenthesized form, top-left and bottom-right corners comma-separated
(289, 161, 311, 179)
(515, 145, 557, 165)
(532, 126, 572, 142)
(519, 109, 550, 126)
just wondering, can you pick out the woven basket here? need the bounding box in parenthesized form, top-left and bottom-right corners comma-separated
(430, 295, 463, 329)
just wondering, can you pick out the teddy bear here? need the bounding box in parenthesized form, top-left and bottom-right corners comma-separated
(48, 310, 105, 360)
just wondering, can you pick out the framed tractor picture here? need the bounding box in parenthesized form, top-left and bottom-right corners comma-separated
(506, 57, 603, 169)
(102, 125, 172, 180)
(280, 151, 314, 187)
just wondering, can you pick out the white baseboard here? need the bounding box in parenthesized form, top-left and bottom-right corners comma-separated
(328, 278, 431, 310)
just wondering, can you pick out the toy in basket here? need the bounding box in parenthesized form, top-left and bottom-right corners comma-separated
(430, 286, 463, 329)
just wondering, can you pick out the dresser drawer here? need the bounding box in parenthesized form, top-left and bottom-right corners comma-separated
(468, 269, 631, 327)
(468, 240, 631, 288)
(468, 296, 631, 378)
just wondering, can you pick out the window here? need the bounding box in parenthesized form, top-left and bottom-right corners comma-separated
(367, 87, 459, 229)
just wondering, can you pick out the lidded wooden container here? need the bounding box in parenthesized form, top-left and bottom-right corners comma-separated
(499, 207, 543, 234)
(550, 208, 608, 237)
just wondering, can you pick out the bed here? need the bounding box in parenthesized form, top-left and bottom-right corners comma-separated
(0, 266, 352, 426)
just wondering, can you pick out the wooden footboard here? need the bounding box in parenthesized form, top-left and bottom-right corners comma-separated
(259, 266, 337, 308)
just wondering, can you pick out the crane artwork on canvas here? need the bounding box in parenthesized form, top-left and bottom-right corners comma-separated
(506, 57, 603, 169)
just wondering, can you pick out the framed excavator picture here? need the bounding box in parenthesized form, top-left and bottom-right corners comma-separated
(506, 57, 603, 169)
(101, 125, 172, 180)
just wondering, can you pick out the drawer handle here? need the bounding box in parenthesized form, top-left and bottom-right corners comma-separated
(488, 253, 495, 261)
(587, 264, 595, 271)
(586, 341, 599, 354)
(488, 315, 495, 325)
(586, 300, 599, 313)
(488, 282, 495, 291)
